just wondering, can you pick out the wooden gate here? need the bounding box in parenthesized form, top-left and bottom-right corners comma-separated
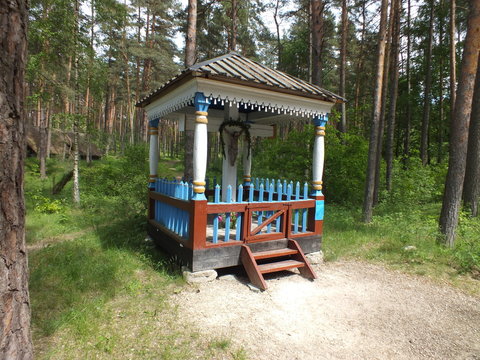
(243, 202, 291, 243)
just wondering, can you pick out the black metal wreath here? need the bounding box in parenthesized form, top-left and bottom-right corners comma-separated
(219, 119, 252, 164)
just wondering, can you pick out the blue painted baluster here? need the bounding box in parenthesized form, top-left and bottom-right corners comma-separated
(212, 184, 220, 244)
(267, 183, 274, 233)
(225, 186, 232, 242)
(255, 178, 259, 190)
(174, 182, 181, 234)
(183, 182, 189, 237)
(258, 184, 264, 230)
(265, 178, 270, 193)
(286, 183, 292, 233)
(236, 185, 243, 240)
(294, 182, 300, 233)
(160, 179, 165, 224)
(276, 184, 282, 232)
(248, 183, 254, 203)
(167, 182, 174, 230)
(283, 180, 288, 195)
(178, 182, 185, 236)
(154, 179, 159, 222)
(303, 182, 309, 199)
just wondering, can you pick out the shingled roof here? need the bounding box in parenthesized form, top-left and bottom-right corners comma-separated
(137, 52, 345, 108)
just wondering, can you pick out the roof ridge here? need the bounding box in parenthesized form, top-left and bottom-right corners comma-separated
(189, 52, 238, 71)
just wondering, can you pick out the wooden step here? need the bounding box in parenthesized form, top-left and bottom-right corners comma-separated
(253, 248, 298, 260)
(258, 259, 305, 274)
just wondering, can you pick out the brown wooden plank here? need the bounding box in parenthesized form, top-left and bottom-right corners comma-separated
(288, 239, 317, 280)
(149, 191, 193, 212)
(290, 199, 315, 209)
(253, 248, 298, 260)
(206, 203, 247, 213)
(241, 245, 267, 291)
(258, 259, 304, 274)
(148, 219, 191, 247)
(250, 210, 284, 235)
(190, 200, 208, 250)
(246, 232, 285, 243)
(247, 202, 285, 210)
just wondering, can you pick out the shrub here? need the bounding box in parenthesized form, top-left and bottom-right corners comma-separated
(32, 194, 64, 214)
(253, 125, 368, 204)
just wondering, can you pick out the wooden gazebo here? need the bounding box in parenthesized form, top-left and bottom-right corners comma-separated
(136, 52, 344, 289)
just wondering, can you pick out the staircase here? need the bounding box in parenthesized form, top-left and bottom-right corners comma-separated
(241, 239, 317, 291)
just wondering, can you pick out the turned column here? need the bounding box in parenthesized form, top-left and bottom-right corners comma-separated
(309, 114, 328, 233)
(243, 139, 251, 187)
(148, 118, 159, 189)
(192, 92, 211, 200)
(312, 114, 328, 196)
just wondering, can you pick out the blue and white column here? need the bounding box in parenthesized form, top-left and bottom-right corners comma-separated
(148, 118, 159, 189)
(312, 115, 327, 221)
(312, 114, 328, 196)
(192, 92, 211, 200)
(243, 141, 252, 187)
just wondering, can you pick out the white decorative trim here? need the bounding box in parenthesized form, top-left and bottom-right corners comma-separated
(144, 80, 197, 121)
(144, 77, 335, 122)
(197, 78, 334, 119)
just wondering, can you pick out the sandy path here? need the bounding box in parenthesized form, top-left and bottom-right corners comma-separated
(175, 261, 480, 360)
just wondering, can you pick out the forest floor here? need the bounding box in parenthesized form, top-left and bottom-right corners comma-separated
(175, 260, 480, 360)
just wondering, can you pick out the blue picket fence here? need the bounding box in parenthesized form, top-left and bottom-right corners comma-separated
(152, 177, 313, 244)
(206, 179, 312, 244)
(154, 178, 192, 239)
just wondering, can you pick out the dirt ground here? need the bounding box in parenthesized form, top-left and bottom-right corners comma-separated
(175, 260, 480, 360)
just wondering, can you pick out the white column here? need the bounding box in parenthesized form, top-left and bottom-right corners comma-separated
(221, 133, 237, 201)
(193, 111, 208, 198)
(243, 139, 251, 186)
(222, 103, 239, 201)
(312, 118, 326, 195)
(148, 120, 159, 188)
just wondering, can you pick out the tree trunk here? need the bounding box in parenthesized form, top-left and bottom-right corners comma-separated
(229, 0, 238, 52)
(439, 1, 480, 246)
(438, 0, 445, 164)
(185, 0, 197, 66)
(339, 0, 348, 133)
(374, 0, 396, 205)
(386, 0, 401, 191)
(73, 0, 80, 205)
(274, 0, 283, 67)
(38, 98, 48, 179)
(311, 0, 325, 86)
(420, 0, 435, 166)
(353, 1, 366, 129)
(184, 0, 198, 181)
(403, 0, 412, 164)
(0, 0, 33, 357)
(463, 54, 480, 217)
(450, 0, 457, 121)
(362, 0, 389, 223)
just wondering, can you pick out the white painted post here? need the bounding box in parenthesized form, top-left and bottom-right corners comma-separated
(222, 102, 239, 201)
(148, 119, 159, 188)
(243, 139, 251, 186)
(192, 93, 210, 200)
(312, 115, 328, 195)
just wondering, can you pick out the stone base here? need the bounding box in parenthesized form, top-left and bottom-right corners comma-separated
(182, 267, 218, 284)
(306, 251, 324, 265)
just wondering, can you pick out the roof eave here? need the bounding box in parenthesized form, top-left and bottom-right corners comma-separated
(136, 70, 201, 108)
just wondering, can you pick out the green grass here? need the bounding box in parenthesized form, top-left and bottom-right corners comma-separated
(323, 203, 480, 295)
(25, 152, 479, 359)
(26, 154, 247, 359)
